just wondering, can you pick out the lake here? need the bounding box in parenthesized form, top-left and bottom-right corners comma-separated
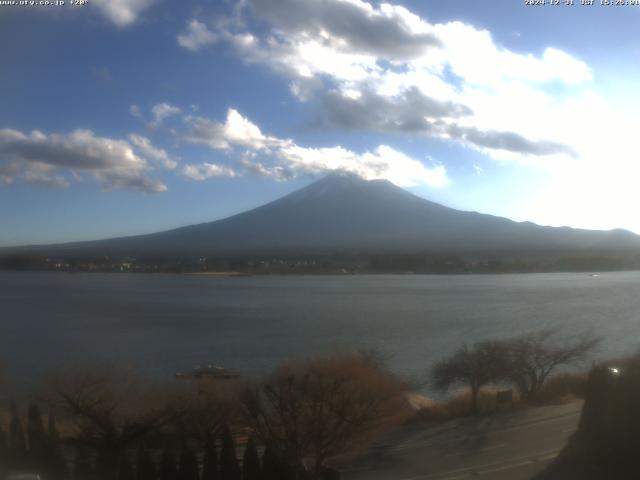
(1, 270, 639, 392)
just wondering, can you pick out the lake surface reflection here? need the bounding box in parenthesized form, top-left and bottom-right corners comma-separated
(1, 271, 637, 391)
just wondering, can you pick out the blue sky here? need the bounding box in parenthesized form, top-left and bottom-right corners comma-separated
(2, 0, 640, 246)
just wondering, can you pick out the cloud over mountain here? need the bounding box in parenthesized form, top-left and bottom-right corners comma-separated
(182, 109, 449, 188)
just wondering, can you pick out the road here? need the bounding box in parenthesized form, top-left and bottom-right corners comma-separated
(341, 401, 582, 480)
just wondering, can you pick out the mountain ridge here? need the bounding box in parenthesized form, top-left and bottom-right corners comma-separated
(3, 172, 640, 259)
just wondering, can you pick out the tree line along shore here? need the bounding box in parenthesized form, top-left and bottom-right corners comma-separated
(4, 252, 640, 275)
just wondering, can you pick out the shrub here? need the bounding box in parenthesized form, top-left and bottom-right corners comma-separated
(241, 352, 406, 477)
(534, 372, 588, 405)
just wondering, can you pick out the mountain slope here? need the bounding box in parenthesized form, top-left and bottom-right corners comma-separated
(6, 173, 640, 257)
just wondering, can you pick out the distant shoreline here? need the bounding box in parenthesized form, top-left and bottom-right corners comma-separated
(182, 271, 252, 277)
(1, 268, 639, 277)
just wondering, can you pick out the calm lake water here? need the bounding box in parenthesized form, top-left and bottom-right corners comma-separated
(1, 270, 639, 391)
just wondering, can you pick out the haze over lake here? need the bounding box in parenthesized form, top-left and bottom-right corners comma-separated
(2, 271, 638, 391)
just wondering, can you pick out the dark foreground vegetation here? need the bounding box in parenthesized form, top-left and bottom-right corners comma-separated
(0, 353, 407, 480)
(535, 353, 640, 479)
(0, 329, 626, 480)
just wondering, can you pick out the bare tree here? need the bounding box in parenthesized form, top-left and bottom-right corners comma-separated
(431, 340, 509, 414)
(240, 353, 404, 478)
(45, 365, 185, 480)
(504, 328, 600, 400)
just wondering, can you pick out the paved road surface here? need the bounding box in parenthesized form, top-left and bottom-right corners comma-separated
(341, 401, 582, 480)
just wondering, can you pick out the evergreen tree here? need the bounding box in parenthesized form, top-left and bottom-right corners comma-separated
(261, 447, 292, 480)
(44, 409, 69, 480)
(241, 438, 259, 480)
(46, 444, 70, 480)
(48, 408, 60, 443)
(260, 447, 276, 480)
(9, 401, 27, 471)
(321, 467, 340, 480)
(117, 455, 134, 480)
(219, 426, 240, 480)
(159, 447, 178, 480)
(178, 443, 199, 480)
(74, 445, 95, 480)
(27, 404, 46, 448)
(201, 436, 219, 480)
(95, 449, 113, 480)
(136, 445, 157, 480)
(0, 422, 10, 480)
(27, 403, 47, 471)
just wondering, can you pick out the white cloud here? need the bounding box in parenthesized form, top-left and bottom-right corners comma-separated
(540, 48, 592, 85)
(247, 0, 440, 60)
(22, 163, 69, 189)
(429, 22, 591, 87)
(129, 103, 181, 127)
(182, 109, 449, 188)
(0, 128, 168, 193)
(150, 103, 181, 127)
(184, 109, 289, 150)
(0, 162, 18, 185)
(183, 163, 238, 181)
(177, 20, 218, 51)
(91, 0, 156, 28)
(129, 134, 177, 170)
(129, 104, 143, 119)
(215, 0, 591, 163)
(276, 144, 450, 188)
